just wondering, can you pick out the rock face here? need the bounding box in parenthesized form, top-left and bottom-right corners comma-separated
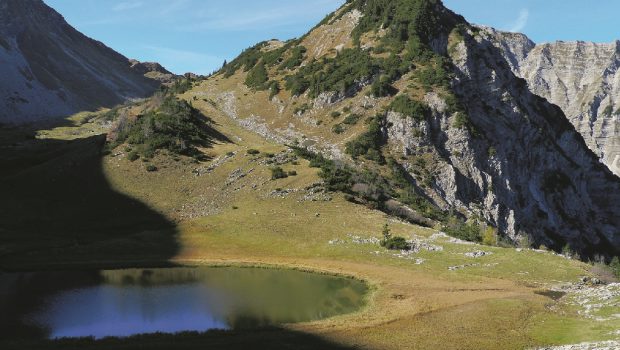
(411, 26, 620, 256)
(483, 27, 620, 177)
(0, 0, 161, 123)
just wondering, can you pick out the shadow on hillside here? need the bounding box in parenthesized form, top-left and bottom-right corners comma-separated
(0, 123, 180, 270)
(0, 327, 360, 350)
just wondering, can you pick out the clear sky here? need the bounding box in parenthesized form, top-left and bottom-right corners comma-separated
(43, 0, 620, 75)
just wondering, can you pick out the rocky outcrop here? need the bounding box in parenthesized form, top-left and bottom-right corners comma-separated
(0, 0, 162, 123)
(129, 59, 178, 84)
(483, 27, 620, 177)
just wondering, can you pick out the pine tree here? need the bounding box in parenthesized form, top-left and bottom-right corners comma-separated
(382, 223, 391, 241)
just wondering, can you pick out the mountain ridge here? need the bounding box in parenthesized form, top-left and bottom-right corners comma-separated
(0, 0, 164, 123)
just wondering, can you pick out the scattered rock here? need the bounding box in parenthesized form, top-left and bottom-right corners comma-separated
(464, 250, 493, 258)
(300, 182, 332, 202)
(448, 263, 479, 271)
(410, 239, 444, 252)
(536, 341, 620, 350)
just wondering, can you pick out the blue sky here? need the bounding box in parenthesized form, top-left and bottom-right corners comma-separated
(43, 0, 620, 75)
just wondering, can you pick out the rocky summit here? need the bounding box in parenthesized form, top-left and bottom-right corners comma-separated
(0, 0, 162, 123)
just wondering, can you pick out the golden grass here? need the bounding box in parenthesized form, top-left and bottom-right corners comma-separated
(6, 75, 616, 349)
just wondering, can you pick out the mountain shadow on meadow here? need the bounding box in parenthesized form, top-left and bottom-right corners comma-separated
(0, 129, 177, 269)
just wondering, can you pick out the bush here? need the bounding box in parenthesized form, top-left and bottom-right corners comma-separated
(268, 81, 280, 99)
(443, 217, 482, 243)
(389, 95, 430, 121)
(127, 151, 140, 162)
(453, 112, 470, 129)
(245, 62, 269, 89)
(293, 147, 353, 192)
(370, 75, 396, 97)
(413, 57, 451, 89)
(146, 165, 158, 172)
(482, 226, 497, 246)
(332, 124, 345, 134)
(111, 96, 215, 159)
(271, 167, 288, 180)
(279, 46, 307, 70)
(345, 115, 385, 163)
(284, 48, 379, 98)
(381, 236, 410, 250)
(610, 257, 620, 278)
(330, 111, 342, 118)
(342, 113, 362, 125)
(287, 170, 297, 176)
(247, 149, 260, 155)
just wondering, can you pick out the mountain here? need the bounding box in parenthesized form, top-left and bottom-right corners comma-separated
(483, 27, 620, 177)
(0, 0, 162, 123)
(180, 0, 620, 256)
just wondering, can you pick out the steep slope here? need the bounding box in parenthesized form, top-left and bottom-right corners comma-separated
(483, 27, 620, 177)
(0, 0, 161, 123)
(189, 0, 620, 256)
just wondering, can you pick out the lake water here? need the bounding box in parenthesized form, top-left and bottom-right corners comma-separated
(0, 267, 368, 339)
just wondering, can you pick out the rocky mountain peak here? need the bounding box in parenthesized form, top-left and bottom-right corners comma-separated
(0, 0, 164, 123)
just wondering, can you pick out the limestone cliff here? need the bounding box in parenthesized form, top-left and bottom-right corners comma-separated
(484, 27, 620, 177)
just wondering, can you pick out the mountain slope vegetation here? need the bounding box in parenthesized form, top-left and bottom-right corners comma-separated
(1, 1, 620, 349)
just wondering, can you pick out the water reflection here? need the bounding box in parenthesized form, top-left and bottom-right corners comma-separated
(0, 267, 367, 339)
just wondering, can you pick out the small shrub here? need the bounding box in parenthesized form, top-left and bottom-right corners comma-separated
(381, 237, 410, 250)
(271, 167, 288, 180)
(370, 75, 396, 97)
(453, 112, 470, 129)
(330, 111, 342, 118)
(332, 124, 345, 134)
(287, 170, 297, 176)
(610, 257, 620, 278)
(247, 149, 260, 155)
(245, 62, 269, 90)
(127, 151, 140, 162)
(146, 165, 158, 172)
(482, 226, 497, 246)
(443, 217, 482, 243)
(345, 115, 385, 163)
(293, 103, 310, 115)
(342, 113, 362, 125)
(268, 81, 280, 99)
(389, 95, 430, 121)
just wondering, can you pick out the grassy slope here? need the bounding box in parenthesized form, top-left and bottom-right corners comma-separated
(2, 15, 619, 347)
(2, 81, 617, 349)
